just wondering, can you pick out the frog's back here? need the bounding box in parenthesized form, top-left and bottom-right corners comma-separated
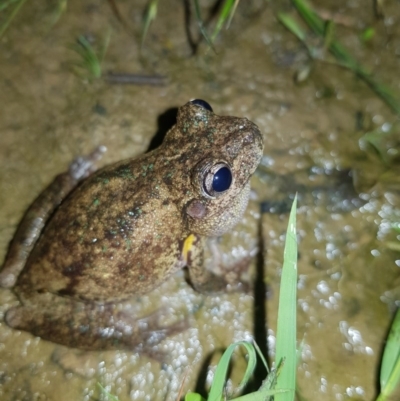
(16, 154, 186, 303)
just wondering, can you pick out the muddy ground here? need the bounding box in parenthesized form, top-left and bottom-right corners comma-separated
(0, 1, 400, 400)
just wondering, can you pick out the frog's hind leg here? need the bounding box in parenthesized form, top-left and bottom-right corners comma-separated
(0, 147, 106, 288)
(5, 292, 187, 352)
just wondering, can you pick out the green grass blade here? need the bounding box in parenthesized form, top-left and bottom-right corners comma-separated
(234, 344, 290, 401)
(225, 0, 239, 29)
(99, 28, 112, 63)
(226, 0, 240, 29)
(357, 74, 400, 117)
(0, 0, 20, 12)
(360, 128, 393, 165)
(275, 195, 298, 401)
(323, 20, 335, 50)
(207, 341, 257, 401)
(292, 0, 323, 34)
(377, 359, 400, 401)
(260, 357, 285, 393)
(0, 0, 27, 39)
(185, 393, 205, 401)
(277, 13, 307, 42)
(293, 0, 357, 70)
(76, 44, 100, 77)
(290, 0, 400, 116)
(185, 198, 298, 401)
(210, 0, 236, 42)
(252, 340, 269, 372)
(97, 383, 120, 401)
(393, 224, 400, 234)
(378, 309, 400, 400)
(185, 341, 288, 401)
(141, 0, 159, 47)
(47, 0, 68, 27)
(234, 389, 290, 401)
(76, 36, 98, 62)
(69, 35, 104, 79)
(385, 242, 400, 252)
(193, 0, 215, 51)
(232, 347, 292, 400)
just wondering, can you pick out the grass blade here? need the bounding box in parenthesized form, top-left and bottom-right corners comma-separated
(97, 383, 120, 401)
(288, 0, 400, 116)
(0, 0, 27, 39)
(141, 0, 159, 47)
(193, 0, 215, 51)
(275, 195, 297, 401)
(69, 33, 111, 80)
(185, 197, 298, 401)
(99, 28, 112, 64)
(210, 0, 237, 43)
(207, 341, 257, 401)
(201, 341, 291, 401)
(0, 0, 20, 12)
(292, 0, 324, 35)
(277, 13, 307, 42)
(377, 309, 400, 401)
(185, 393, 205, 401)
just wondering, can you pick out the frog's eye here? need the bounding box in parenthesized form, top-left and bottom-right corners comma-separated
(190, 99, 213, 112)
(203, 162, 232, 197)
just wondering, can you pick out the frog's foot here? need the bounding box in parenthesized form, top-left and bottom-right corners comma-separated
(132, 307, 189, 360)
(52, 348, 99, 378)
(223, 256, 255, 293)
(191, 237, 257, 294)
(5, 297, 188, 353)
(68, 145, 107, 181)
(192, 249, 255, 295)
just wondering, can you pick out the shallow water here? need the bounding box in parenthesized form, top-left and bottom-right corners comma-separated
(0, 1, 400, 400)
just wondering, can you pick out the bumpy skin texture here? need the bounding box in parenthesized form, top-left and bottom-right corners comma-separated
(0, 101, 263, 350)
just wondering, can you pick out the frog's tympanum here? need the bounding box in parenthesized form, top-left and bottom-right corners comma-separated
(0, 100, 263, 351)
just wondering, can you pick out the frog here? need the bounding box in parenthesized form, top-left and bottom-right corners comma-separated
(0, 99, 263, 351)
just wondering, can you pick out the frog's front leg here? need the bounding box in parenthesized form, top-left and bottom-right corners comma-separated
(185, 234, 253, 293)
(0, 147, 106, 288)
(184, 234, 231, 293)
(5, 290, 186, 351)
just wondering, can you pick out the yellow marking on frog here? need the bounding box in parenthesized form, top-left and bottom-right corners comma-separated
(182, 234, 196, 264)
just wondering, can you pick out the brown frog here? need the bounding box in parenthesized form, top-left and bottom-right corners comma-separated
(0, 99, 263, 351)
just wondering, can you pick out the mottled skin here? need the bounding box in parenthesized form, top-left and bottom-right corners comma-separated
(0, 101, 263, 350)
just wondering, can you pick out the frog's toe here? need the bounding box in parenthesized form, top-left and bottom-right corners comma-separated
(5, 305, 26, 329)
(133, 307, 189, 345)
(144, 317, 189, 346)
(133, 314, 189, 362)
(0, 269, 17, 288)
(68, 146, 107, 180)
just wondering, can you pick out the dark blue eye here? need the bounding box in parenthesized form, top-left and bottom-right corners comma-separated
(202, 162, 232, 197)
(190, 99, 213, 112)
(212, 166, 232, 192)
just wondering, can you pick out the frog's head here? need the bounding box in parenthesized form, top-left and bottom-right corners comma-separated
(164, 99, 264, 237)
